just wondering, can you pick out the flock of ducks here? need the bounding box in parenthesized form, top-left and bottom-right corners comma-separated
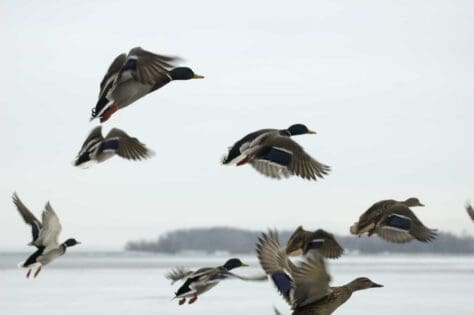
(12, 47, 472, 314)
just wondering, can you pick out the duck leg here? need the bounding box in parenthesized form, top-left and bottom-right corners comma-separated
(26, 269, 32, 278)
(178, 298, 186, 305)
(33, 265, 42, 278)
(188, 294, 198, 304)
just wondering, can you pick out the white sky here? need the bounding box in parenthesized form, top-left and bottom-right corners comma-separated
(1, 0, 473, 250)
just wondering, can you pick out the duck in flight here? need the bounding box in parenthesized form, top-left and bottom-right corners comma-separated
(12, 193, 81, 278)
(285, 226, 344, 259)
(221, 124, 330, 180)
(350, 198, 437, 243)
(166, 258, 266, 305)
(74, 126, 154, 168)
(91, 47, 204, 123)
(257, 230, 382, 315)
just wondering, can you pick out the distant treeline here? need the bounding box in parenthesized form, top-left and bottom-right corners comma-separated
(125, 227, 474, 254)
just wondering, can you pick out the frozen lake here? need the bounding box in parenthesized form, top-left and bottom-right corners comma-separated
(1, 252, 473, 315)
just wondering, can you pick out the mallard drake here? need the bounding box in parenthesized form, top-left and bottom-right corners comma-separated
(12, 193, 81, 278)
(74, 126, 154, 167)
(257, 230, 382, 315)
(90, 47, 204, 122)
(285, 226, 343, 259)
(350, 201, 437, 243)
(465, 202, 474, 222)
(166, 258, 266, 305)
(221, 124, 330, 180)
(350, 198, 424, 236)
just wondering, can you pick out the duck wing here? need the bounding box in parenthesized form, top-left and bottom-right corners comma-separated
(466, 202, 474, 222)
(78, 126, 104, 154)
(12, 193, 42, 245)
(308, 229, 344, 259)
(224, 270, 268, 281)
(377, 205, 437, 243)
(290, 254, 331, 307)
(99, 53, 127, 97)
(255, 135, 330, 180)
(256, 230, 301, 307)
(125, 47, 180, 85)
(250, 160, 291, 179)
(104, 128, 154, 161)
(35, 202, 62, 249)
(166, 267, 194, 284)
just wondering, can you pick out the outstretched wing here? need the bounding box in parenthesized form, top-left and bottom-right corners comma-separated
(36, 202, 62, 249)
(99, 53, 127, 96)
(310, 229, 344, 259)
(126, 47, 180, 85)
(12, 193, 42, 244)
(250, 160, 291, 179)
(377, 205, 437, 243)
(104, 128, 154, 161)
(257, 135, 330, 180)
(256, 230, 298, 307)
(166, 267, 194, 284)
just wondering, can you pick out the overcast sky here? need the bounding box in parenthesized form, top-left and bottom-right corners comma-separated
(1, 0, 473, 250)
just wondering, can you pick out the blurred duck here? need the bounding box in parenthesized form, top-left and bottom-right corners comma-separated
(74, 126, 154, 168)
(350, 198, 424, 236)
(285, 226, 343, 259)
(90, 47, 204, 122)
(257, 230, 382, 315)
(466, 201, 474, 222)
(13, 193, 81, 278)
(166, 258, 266, 305)
(350, 199, 437, 243)
(222, 124, 330, 180)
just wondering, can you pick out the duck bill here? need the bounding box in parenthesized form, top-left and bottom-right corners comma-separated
(307, 130, 317, 134)
(419, 203, 425, 207)
(192, 74, 205, 79)
(371, 282, 383, 288)
(76, 241, 82, 245)
(241, 263, 249, 267)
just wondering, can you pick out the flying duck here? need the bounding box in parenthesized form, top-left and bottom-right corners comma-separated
(13, 193, 81, 278)
(90, 47, 204, 122)
(350, 201, 437, 243)
(465, 201, 474, 222)
(74, 126, 154, 167)
(166, 258, 266, 305)
(221, 124, 330, 180)
(257, 230, 382, 315)
(349, 197, 424, 236)
(285, 226, 344, 259)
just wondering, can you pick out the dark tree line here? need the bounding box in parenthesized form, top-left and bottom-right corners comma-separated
(125, 227, 474, 254)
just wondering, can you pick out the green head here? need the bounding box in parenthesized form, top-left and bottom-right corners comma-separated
(287, 124, 316, 136)
(223, 258, 248, 270)
(169, 67, 205, 80)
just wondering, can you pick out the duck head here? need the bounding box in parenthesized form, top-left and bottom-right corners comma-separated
(63, 238, 81, 247)
(169, 67, 204, 80)
(347, 277, 383, 292)
(404, 197, 424, 207)
(285, 226, 310, 255)
(287, 124, 316, 136)
(223, 258, 248, 270)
